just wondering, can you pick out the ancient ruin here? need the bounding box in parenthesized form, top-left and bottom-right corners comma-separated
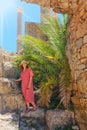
(21, 0, 87, 130)
(0, 0, 87, 129)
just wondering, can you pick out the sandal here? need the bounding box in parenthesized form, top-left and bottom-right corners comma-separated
(25, 108, 30, 113)
(32, 107, 37, 111)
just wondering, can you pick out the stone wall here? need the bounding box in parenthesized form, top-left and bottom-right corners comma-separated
(0, 79, 25, 113)
(66, 1, 87, 130)
(0, 47, 16, 78)
(0, 48, 25, 113)
(21, 0, 87, 130)
(0, 47, 11, 77)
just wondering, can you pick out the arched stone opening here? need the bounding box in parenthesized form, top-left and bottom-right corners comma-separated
(21, 0, 87, 130)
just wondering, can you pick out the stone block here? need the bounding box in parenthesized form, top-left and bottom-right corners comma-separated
(0, 78, 11, 94)
(75, 110, 87, 130)
(15, 94, 25, 109)
(80, 99, 87, 109)
(81, 44, 87, 58)
(76, 38, 83, 48)
(3, 95, 16, 111)
(0, 113, 19, 130)
(20, 108, 45, 130)
(83, 34, 87, 44)
(3, 94, 25, 112)
(20, 108, 45, 122)
(77, 64, 86, 70)
(77, 73, 87, 93)
(0, 96, 2, 113)
(80, 58, 87, 64)
(46, 110, 74, 130)
(76, 20, 87, 39)
(0, 78, 19, 94)
(2, 61, 18, 78)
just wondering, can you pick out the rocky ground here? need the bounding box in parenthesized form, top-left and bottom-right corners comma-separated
(0, 108, 79, 130)
(0, 113, 19, 130)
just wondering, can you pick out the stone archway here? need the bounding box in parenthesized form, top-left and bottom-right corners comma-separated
(22, 0, 87, 130)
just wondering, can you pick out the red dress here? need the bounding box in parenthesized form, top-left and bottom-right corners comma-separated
(21, 68, 34, 103)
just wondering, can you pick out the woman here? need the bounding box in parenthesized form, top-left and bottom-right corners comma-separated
(15, 60, 37, 113)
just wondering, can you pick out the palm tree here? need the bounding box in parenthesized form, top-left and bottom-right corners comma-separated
(39, 14, 71, 108)
(14, 14, 71, 108)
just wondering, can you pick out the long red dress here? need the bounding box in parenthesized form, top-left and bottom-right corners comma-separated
(21, 68, 34, 103)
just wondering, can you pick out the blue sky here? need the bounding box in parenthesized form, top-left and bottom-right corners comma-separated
(0, 0, 62, 53)
(0, 0, 40, 52)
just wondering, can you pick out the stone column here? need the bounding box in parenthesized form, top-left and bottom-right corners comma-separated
(17, 7, 23, 54)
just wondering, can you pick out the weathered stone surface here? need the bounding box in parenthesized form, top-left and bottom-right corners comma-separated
(76, 73, 87, 93)
(3, 94, 25, 112)
(20, 108, 45, 130)
(0, 113, 19, 130)
(76, 38, 83, 49)
(2, 62, 17, 78)
(52, 0, 69, 13)
(76, 20, 87, 39)
(80, 58, 87, 64)
(75, 110, 87, 130)
(0, 47, 14, 61)
(20, 108, 74, 130)
(0, 96, 2, 113)
(22, 0, 79, 14)
(20, 107, 45, 121)
(0, 0, 87, 130)
(0, 78, 12, 94)
(83, 34, 87, 44)
(21, 0, 50, 7)
(81, 44, 87, 58)
(80, 99, 87, 109)
(72, 125, 79, 130)
(0, 77, 25, 113)
(77, 64, 86, 70)
(46, 110, 74, 130)
(0, 94, 25, 113)
(0, 47, 15, 77)
(0, 78, 19, 94)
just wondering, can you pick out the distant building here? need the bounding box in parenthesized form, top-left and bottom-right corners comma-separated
(25, 22, 48, 41)
(25, 7, 57, 41)
(16, 6, 57, 53)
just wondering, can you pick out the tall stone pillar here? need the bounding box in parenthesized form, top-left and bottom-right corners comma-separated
(17, 7, 23, 54)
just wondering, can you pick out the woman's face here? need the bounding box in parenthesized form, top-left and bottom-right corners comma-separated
(22, 62, 27, 68)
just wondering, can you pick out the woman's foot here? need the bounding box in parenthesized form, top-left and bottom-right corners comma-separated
(25, 108, 30, 113)
(32, 106, 37, 111)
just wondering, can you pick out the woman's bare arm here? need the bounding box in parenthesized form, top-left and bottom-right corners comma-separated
(14, 77, 22, 82)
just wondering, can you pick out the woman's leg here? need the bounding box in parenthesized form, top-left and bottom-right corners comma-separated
(31, 102, 37, 110)
(25, 102, 30, 113)
(26, 102, 30, 109)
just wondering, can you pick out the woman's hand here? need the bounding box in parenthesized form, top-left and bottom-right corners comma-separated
(13, 77, 22, 82)
(27, 84, 30, 89)
(13, 79, 17, 82)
